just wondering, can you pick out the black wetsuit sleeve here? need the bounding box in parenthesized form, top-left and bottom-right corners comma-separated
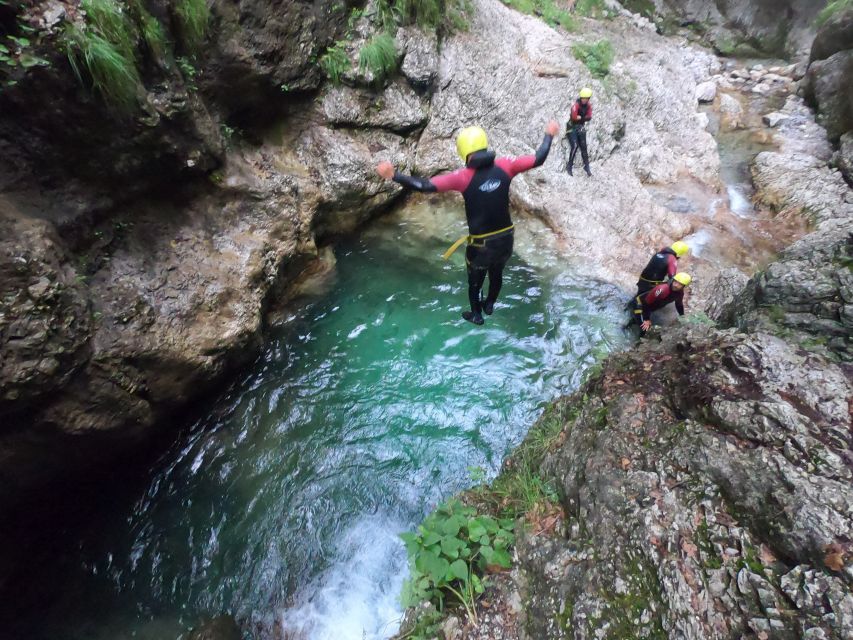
(533, 134, 553, 168)
(392, 171, 438, 193)
(675, 292, 685, 316)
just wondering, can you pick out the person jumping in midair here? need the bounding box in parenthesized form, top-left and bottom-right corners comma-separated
(566, 87, 593, 176)
(376, 121, 559, 325)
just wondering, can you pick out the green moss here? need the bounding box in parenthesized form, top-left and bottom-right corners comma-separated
(593, 555, 668, 639)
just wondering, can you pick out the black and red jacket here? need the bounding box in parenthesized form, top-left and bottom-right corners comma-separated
(639, 248, 678, 284)
(570, 100, 592, 127)
(391, 134, 553, 235)
(638, 283, 685, 321)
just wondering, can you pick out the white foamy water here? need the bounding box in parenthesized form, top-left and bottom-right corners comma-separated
(280, 515, 409, 640)
(727, 184, 754, 218)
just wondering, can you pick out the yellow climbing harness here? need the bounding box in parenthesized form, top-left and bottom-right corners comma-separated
(442, 225, 515, 260)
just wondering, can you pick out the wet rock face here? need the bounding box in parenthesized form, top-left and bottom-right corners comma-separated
(422, 324, 853, 640)
(805, 6, 853, 144)
(641, 0, 822, 57)
(0, 209, 91, 416)
(805, 51, 853, 143)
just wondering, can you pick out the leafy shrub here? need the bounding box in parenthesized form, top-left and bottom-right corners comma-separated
(572, 39, 614, 77)
(816, 0, 853, 26)
(400, 499, 515, 623)
(358, 32, 398, 83)
(174, 0, 210, 51)
(320, 41, 350, 84)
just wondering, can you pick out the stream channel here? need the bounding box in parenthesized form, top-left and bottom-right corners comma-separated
(4, 80, 806, 640)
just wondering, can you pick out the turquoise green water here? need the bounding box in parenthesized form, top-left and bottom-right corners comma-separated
(22, 201, 627, 639)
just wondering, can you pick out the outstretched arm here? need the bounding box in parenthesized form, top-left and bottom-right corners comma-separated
(675, 291, 685, 316)
(499, 121, 560, 177)
(376, 161, 468, 193)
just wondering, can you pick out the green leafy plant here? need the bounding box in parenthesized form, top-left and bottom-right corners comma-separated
(400, 499, 515, 626)
(816, 0, 853, 27)
(572, 39, 614, 77)
(358, 32, 397, 83)
(575, 0, 608, 18)
(320, 41, 350, 84)
(176, 55, 198, 89)
(174, 0, 210, 51)
(500, 0, 577, 31)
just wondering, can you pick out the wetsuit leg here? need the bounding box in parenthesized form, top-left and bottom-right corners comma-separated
(483, 234, 514, 314)
(579, 129, 590, 175)
(464, 244, 488, 324)
(568, 129, 579, 174)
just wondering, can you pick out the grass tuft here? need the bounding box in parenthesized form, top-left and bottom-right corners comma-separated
(65, 22, 141, 111)
(816, 0, 853, 26)
(572, 39, 614, 77)
(139, 10, 168, 61)
(174, 0, 210, 51)
(358, 32, 397, 83)
(501, 0, 577, 31)
(320, 41, 350, 84)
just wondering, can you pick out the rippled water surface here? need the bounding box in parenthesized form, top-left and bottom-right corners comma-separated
(17, 202, 628, 640)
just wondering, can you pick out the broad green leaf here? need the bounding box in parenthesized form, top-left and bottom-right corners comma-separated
(400, 532, 420, 555)
(448, 559, 469, 582)
(442, 515, 464, 536)
(480, 544, 495, 563)
(491, 548, 512, 568)
(417, 550, 450, 583)
(422, 530, 442, 547)
(472, 573, 485, 594)
(480, 515, 499, 533)
(0, 44, 8, 53)
(440, 535, 463, 559)
(467, 518, 487, 540)
(499, 518, 515, 530)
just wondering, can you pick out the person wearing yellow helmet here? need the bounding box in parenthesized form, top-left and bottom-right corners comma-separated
(376, 120, 560, 325)
(631, 272, 692, 334)
(636, 240, 689, 296)
(566, 88, 593, 176)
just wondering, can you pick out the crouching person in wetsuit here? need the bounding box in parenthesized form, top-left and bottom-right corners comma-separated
(566, 88, 593, 176)
(636, 241, 689, 296)
(632, 272, 692, 335)
(376, 121, 559, 325)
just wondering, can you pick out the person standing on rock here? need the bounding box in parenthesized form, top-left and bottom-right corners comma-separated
(566, 88, 593, 176)
(631, 272, 692, 335)
(636, 241, 689, 296)
(376, 120, 560, 325)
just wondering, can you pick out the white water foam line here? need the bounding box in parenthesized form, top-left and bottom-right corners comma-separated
(280, 514, 409, 640)
(726, 183, 754, 218)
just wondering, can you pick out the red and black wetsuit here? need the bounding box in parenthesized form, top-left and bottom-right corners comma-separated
(632, 282, 685, 332)
(636, 247, 678, 295)
(392, 133, 553, 316)
(567, 99, 592, 174)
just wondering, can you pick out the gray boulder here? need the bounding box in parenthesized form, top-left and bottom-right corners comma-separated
(804, 50, 853, 142)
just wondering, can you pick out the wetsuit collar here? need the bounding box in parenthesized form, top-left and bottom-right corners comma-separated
(467, 150, 496, 169)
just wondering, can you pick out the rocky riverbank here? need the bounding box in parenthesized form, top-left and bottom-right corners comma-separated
(393, 6, 852, 638)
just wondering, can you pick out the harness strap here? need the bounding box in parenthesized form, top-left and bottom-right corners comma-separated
(442, 225, 514, 260)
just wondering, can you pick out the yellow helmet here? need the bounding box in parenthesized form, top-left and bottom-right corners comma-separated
(579, 87, 593, 99)
(671, 241, 689, 258)
(456, 126, 488, 161)
(673, 272, 692, 286)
